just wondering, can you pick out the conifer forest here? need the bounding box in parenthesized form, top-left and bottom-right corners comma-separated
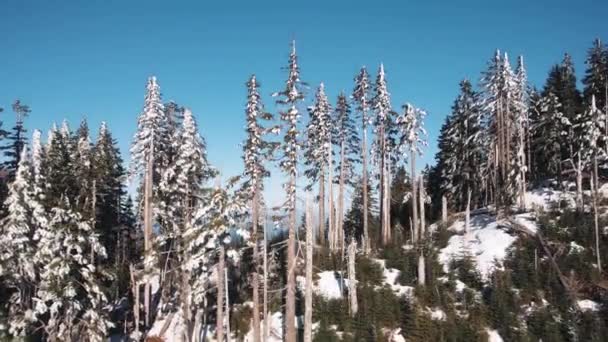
(1, 10, 608, 342)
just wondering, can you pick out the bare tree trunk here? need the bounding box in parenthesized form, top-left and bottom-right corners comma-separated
(143, 138, 154, 328)
(442, 195, 448, 223)
(384, 163, 393, 243)
(217, 246, 225, 342)
(576, 158, 584, 212)
(593, 145, 603, 274)
(379, 127, 387, 245)
(262, 210, 269, 342)
(465, 189, 471, 233)
(411, 151, 418, 243)
(225, 268, 231, 342)
(417, 251, 425, 286)
(348, 238, 358, 316)
(418, 176, 426, 286)
(419, 176, 426, 237)
(130, 265, 140, 336)
(328, 142, 336, 251)
(285, 174, 297, 342)
(338, 140, 346, 254)
(251, 189, 261, 342)
(362, 124, 370, 254)
(319, 169, 326, 246)
(304, 198, 313, 342)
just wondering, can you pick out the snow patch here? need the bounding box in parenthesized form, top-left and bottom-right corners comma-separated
(316, 271, 345, 299)
(525, 188, 575, 210)
(487, 329, 504, 342)
(577, 299, 600, 312)
(439, 214, 516, 280)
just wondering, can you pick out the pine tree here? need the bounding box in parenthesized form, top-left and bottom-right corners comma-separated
(530, 93, 569, 181)
(272, 40, 305, 342)
(583, 39, 608, 110)
(441, 80, 484, 210)
(333, 93, 360, 254)
(304, 83, 332, 247)
(0, 147, 37, 336)
(183, 178, 246, 341)
(372, 64, 396, 245)
(480, 51, 520, 208)
(1, 100, 30, 181)
(35, 201, 112, 341)
(352, 67, 372, 253)
(92, 122, 126, 266)
(242, 74, 277, 342)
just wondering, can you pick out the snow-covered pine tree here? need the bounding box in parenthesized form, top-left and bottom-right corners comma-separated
(583, 39, 608, 111)
(0, 147, 37, 336)
(160, 107, 215, 335)
(1, 100, 30, 181)
(372, 64, 396, 245)
(480, 51, 519, 209)
(304, 83, 332, 246)
(530, 93, 569, 182)
(272, 40, 305, 342)
(513, 56, 530, 208)
(92, 122, 126, 267)
(441, 80, 484, 211)
(183, 177, 246, 341)
(242, 74, 278, 342)
(333, 92, 360, 252)
(43, 122, 76, 208)
(352, 67, 372, 253)
(397, 103, 428, 284)
(35, 151, 112, 341)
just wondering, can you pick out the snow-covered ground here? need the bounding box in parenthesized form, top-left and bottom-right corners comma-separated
(487, 329, 504, 342)
(525, 188, 576, 210)
(438, 213, 519, 280)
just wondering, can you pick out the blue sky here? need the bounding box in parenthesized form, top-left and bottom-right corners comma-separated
(0, 0, 606, 205)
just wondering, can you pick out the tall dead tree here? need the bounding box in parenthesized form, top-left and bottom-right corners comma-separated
(348, 238, 358, 316)
(217, 246, 225, 342)
(304, 197, 314, 342)
(353, 67, 372, 254)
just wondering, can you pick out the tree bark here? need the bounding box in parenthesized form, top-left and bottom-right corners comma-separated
(304, 198, 313, 342)
(411, 151, 418, 243)
(348, 238, 358, 316)
(338, 140, 346, 254)
(318, 169, 325, 246)
(251, 189, 261, 342)
(262, 210, 269, 342)
(328, 143, 336, 251)
(465, 189, 471, 234)
(225, 268, 231, 342)
(143, 137, 154, 328)
(417, 251, 425, 286)
(285, 174, 297, 342)
(593, 148, 603, 274)
(442, 195, 448, 223)
(362, 125, 370, 254)
(419, 176, 426, 238)
(217, 246, 225, 342)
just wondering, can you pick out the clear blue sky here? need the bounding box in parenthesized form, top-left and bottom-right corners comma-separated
(1, 0, 606, 205)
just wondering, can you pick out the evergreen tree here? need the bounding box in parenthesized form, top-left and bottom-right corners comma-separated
(0, 147, 37, 336)
(583, 39, 608, 110)
(34, 200, 112, 341)
(352, 66, 372, 253)
(304, 83, 332, 246)
(272, 40, 305, 342)
(530, 92, 569, 180)
(92, 122, 126, 266)
(242, 74, 277, 342)
(440, 80, 484, 210)
(333, 92, 360, 252)
(1, 100, 30, 181)
(372, 64, 396, 245)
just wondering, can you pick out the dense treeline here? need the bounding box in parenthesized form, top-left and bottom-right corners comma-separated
(0, 38, 606, 341)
